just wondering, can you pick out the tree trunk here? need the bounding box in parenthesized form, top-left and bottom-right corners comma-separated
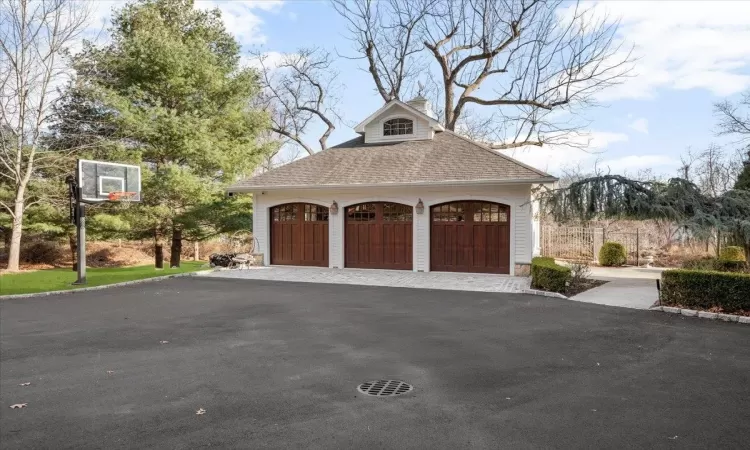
(170, 228, 182, 268)
(5, 194, 25, 271)
(193, 241, 200, 261)
(154, 230, 164, 269)
(155, 244, 164, 269)
(444, 78, 455, 131)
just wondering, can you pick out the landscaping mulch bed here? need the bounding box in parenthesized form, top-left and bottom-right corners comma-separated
(565, 279, 608, 297)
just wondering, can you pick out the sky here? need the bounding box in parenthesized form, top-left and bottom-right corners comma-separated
(87, 0, 750, 177)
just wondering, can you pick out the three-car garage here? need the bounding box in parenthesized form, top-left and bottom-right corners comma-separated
(270, 200, 511, 274)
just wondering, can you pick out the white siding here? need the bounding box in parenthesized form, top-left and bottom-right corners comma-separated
(253, 194, 268, 265)
(364, 104, 432, 144)
(251, 183, 534, 275)
(513, 198, 532, 264)
(531, 197, 541, 257)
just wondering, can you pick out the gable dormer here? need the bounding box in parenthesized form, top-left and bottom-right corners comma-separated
(354, 97, 444, 144)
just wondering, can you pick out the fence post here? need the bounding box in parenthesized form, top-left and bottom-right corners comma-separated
(636, 228, 640, 267)
(593, 228, 604, 263)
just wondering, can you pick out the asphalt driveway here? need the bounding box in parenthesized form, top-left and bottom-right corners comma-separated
(1, 278, 749, 449)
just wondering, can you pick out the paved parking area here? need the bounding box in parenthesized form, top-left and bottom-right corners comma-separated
(202, 266, 531, 293)
(1, 277, 749, 449)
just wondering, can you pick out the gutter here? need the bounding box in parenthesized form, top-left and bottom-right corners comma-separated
(227, 177, 559, 193)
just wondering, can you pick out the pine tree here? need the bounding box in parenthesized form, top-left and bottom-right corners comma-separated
(58, 0, 271, 267)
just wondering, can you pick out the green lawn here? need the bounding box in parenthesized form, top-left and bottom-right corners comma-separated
(0, 261, 207, 296)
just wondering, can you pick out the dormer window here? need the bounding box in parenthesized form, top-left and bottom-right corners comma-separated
(383, 118, 413, 136)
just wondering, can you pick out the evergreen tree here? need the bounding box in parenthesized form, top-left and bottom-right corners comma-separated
(537, 175, 750, 262)
(735, 149, 750, 191)
(59, 0, 270, 267)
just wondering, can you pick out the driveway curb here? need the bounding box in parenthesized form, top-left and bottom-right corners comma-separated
(519, 289, 568, 299)
(0, 270, 214, 300)
(650, 305, 749, 324)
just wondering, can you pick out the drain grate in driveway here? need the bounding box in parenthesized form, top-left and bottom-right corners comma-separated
(358, 380, 413, 397)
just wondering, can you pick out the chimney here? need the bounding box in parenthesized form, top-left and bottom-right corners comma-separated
(406, 96, 434, 118)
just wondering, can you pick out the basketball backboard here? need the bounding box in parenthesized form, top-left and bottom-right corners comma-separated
(77, 159, 141, 203)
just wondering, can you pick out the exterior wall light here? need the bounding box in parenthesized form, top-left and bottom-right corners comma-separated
(330, 201, 339, 214)
(415, 198, 424, 214)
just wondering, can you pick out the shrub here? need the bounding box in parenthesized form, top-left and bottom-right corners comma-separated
(660, 269, 750, 313)
(681, 256, 717, 271)
(719, 246, 746, 262)
(20, 240, 64, 264)
(531, 257, 571, 293)
(569, 260, 591, 289)
(599, 242, 627, 266)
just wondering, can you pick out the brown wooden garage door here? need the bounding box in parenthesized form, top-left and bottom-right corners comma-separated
(345, 202, 413, 270)
(270, 203, 329, 267)
(430, 201, 510, 274)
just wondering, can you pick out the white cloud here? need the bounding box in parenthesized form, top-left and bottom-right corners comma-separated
(628, 118, 648, 134)
(599, 155, 679, 172)
(83, 1, 282, 47)
(565, 1, 750, 100)
(197, 1, 283, 45)
(241, 51, 286, 70)
(501, 131, 629, 174)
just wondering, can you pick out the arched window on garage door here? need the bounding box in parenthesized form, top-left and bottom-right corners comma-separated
(345, 202, 413, 270)
(430, 201, 510, 274)
(271, 203, 329, 267)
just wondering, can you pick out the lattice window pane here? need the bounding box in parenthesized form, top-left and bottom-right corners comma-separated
(274, 204, 298, 222)
(347, 203, 377, 221)
(383, 203, 412, 221)
(383, 118, 414, 136)
(303, 205, 329, 222)
(433, 203, 466, 222)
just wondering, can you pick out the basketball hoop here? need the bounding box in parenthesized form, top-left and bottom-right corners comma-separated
(108, 191, 137, 208)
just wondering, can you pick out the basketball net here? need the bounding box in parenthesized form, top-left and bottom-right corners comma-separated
(108, 191, 136, 208)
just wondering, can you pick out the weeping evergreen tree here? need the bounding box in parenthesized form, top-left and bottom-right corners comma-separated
(540, 91, 750, 261)
(536, 170, 750, 261)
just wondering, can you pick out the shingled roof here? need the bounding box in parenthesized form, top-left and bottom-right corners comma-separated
(228, 131, 556, 192)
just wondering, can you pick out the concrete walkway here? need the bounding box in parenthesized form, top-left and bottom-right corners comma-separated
(569, 266, 664, 310)
(201, 266, 531, 293)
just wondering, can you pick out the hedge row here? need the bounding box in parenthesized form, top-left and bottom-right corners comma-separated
(660, 269, 750, 313)
(531, 257, 571, 293)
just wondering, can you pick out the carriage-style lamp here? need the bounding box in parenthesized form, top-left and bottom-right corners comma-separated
(330, 201, 339, 214)
(415, 198, 424, 214)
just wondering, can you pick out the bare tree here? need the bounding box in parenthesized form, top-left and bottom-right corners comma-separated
(252, 47, 342, 156)
(333, 0, 633, 149)
(680, 145, 743, 197)
(0, 0, 91, 271)
(715, 90, 750, 145)
(332, 0, 436, 102)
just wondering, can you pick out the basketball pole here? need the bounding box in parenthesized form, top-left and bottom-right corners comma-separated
(73, 197, 86, 285)
(68, 164, 86, 285)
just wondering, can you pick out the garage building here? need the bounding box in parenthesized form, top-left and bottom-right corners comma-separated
(228, 97, 557, 276)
